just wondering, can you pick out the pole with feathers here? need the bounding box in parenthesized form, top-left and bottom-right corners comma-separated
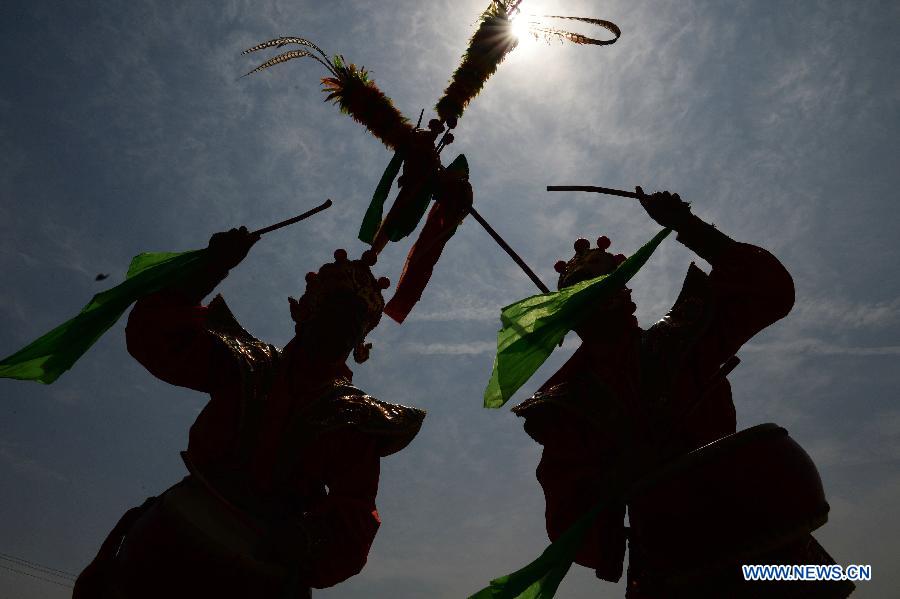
(241, 1, 621, 322)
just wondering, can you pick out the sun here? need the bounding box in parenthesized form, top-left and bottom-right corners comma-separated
(510, 16, 536, 49)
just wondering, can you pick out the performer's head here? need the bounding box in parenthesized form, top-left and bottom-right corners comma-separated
(288, 248, 390, 365)
(554, 236, 639, 332)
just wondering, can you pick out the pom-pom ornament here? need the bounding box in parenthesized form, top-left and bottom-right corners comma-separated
(556, 234, 622, 289)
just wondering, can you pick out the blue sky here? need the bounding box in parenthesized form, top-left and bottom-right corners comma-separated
(1, 1, 898, 597)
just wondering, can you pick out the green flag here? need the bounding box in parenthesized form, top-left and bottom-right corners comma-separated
(383, 178, 436, 243)
(445, 153, 470, 178)
(483, 228, 672, 408)
(359, 150, 405, 244)
(384, 153, 469, 243)
(468, 503, 605, 599)
(0, 249, 208, 384)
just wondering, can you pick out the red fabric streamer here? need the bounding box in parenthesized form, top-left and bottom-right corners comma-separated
(384, 174, 472, 323)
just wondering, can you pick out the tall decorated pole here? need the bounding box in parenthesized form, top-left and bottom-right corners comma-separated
(241, 1, 621, 323)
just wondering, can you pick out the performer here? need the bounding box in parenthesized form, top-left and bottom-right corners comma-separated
(513, 191, 853, 597)
(74, 227, 424, 598)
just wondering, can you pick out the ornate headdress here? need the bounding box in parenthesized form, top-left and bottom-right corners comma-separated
(289, 248, 390, 347)
(553, 236, 626, 290)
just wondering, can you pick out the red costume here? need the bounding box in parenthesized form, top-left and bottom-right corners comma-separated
(514, 201, 854, 597)
(74, 245, 424, 598)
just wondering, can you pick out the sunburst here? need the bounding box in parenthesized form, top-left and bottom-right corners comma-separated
(510, 15, 537, 51)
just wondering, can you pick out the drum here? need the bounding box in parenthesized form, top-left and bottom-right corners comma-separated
(627, 423, 829, 585)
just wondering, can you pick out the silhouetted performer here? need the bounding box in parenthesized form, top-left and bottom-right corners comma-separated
(74, 228, 424, 598)
(513, 191, 854, 597)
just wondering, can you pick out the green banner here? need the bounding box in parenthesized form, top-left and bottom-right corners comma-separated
(0, 249, 207, 384)
(359, 150, 405, 244)
(484, 228, 671, 408)
(469, 503, 605, 599)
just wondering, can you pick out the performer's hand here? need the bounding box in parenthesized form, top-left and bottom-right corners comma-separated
(636, 187, 692, 230)
(207, 226, 260, 270)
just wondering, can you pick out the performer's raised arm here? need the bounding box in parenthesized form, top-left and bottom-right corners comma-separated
(637, 188, 795, 368)
(125, 226, 259, 392)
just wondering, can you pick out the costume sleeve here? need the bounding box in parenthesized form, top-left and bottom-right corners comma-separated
(677, 216, 795, 369)
(125, 261, 239, 393)
(301, 428, 382, 589)
(529, 407, 627, 581)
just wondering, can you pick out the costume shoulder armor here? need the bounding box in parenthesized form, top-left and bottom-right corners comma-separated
(512, 381, 581, 417)
(512, 379, 616, 444)
(206, 294, 282, 375)
(302, 381, 425, 457)
(205, 294, 282, 444)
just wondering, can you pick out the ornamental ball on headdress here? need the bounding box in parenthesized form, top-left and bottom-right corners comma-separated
(291, 248, 389, 335)
(555, 234, 623, 289)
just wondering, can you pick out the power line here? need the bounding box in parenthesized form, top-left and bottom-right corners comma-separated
(0, 551, 77, 580)
(0, 563, 74, 589)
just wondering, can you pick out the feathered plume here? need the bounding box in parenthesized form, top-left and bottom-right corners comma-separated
(241, 36, 337, 77)
(435, 4, 621, 124)
(435, 1, 521, 125)
(242, 37, 415, 150)
(528, 16, 621, 46)
(322, 56, 415, 150)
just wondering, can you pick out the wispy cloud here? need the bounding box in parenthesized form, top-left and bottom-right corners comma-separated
(401, 341, 495, 355)
(0, 443, 68, 484)
(791, 296, 900, 329)
(805, 412, 900, 469)
(744, 338, 900, 357)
